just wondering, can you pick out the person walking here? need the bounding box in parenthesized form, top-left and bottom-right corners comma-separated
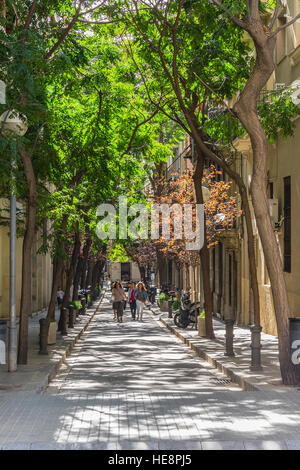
(57, 287, 64, 307)
(127, 281, 137, 320)
(134, 282, 148, 322)
(112, 281, 127, 323)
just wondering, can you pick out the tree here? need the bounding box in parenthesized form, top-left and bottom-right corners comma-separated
(0, 0, 118, 363)
(115, 0, 300, 383)
(208, 0, 300, 384)
(118, 0, 255, 339)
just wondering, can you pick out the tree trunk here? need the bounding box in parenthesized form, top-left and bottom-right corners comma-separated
(138, 264, 146, 282)
(85, 257, 94, 290)
(0, 0, 5, 18)
(157, 250, 167, 287)
(80, 238, 92, 290)
(62, 231, 81, 309)
(193, 147, 214, 339)
(91, 261, 101, 295)
(18, 151, 37, 365)
(44, 215, 69, 340)
(73, 255, 84, 301)
(232, 23, 299, 385)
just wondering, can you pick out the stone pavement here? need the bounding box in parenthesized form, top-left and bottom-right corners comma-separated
(151, 305, 295, 392)
(0, 291, 106, 393)
(1, 293, 300, 450)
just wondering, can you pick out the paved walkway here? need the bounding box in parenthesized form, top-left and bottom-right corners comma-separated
(1, 293, 300, 449)
(153, 306, 290, 391)
(0, 290, 106, 392)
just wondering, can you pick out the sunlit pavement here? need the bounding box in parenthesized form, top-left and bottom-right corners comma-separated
(1, 294, 300, 450)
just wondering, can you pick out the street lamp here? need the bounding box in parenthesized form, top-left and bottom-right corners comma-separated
(0, 109, 28, 372)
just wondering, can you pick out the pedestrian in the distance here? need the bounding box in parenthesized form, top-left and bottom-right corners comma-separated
(127, 281, 137, 320)
(134, 282, 148, 322)
(57, 287, 64, 306)
(112, 281, 127, 323)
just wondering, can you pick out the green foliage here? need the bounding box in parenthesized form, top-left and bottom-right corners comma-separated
(158, 292, 171, 303)
(108, 243, 131, 262)
(172, 298, 181, 311)
(199, 310, 205, 318)
(69, 300, 82, 311)
(258, 89, 300, 143)
(203, 110, 245, 146)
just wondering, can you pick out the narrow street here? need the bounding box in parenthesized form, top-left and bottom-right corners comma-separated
(1, 294, 300, 450)
(47, 294, 240, 394)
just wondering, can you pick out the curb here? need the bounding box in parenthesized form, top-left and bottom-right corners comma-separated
(149, 305, 261, 391)
(39, 289, 107, 394)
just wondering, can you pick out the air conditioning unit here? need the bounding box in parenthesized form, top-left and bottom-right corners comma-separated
(268, 199, 279, 226)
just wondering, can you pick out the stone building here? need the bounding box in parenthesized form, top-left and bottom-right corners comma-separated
(159, 0, 300, 336)
(0, 199, 53, 321)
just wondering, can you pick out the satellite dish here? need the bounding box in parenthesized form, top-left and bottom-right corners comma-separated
(0, 110, 28, 136)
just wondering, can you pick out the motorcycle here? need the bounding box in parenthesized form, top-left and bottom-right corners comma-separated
(148, 285, 157, 304)
(173, 291, 201, 329)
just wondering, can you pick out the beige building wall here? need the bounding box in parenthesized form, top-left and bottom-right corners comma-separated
(108, 262, 141, 282)
(0, 200, 53, 320)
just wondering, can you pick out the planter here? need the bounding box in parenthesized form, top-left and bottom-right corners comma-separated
(198, 317, 206, 337)
(48, 321, 57, 345)
(159, 300, 169, 312)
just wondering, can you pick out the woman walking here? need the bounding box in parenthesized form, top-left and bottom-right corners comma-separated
(112, 281, 127, 323)
(111, 281, 117, 320)
(134, 282, 148, 322)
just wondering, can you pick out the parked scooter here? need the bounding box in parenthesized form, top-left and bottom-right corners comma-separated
(148, 285, 157, 304)
(173, 291, 201, 329)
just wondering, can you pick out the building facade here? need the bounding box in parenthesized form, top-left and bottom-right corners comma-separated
(158, 0, 300, 336)
(0, 199, 53, 321)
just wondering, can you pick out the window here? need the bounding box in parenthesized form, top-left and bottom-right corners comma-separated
(284, 176, 291, 273)
(277, 15, 287, 63)
(268, 182, 274, 199)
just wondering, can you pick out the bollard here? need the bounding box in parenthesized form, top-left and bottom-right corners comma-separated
(250, 324, 263, 371)
(39, 318, 48, 355)
(61, 307, 68, 335)
(168, 299, 173, 319)
(80, 298, 87, 315)
(224, 318, 235, 357)
(68, 306, 74, 328)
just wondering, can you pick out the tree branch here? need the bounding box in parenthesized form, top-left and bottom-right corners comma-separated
(121, 108, 159, 158)
(90, 89, 103, 147)
(268, 0, 280, 31)
(270, 12, 300, 38)
(192, 71, 236, 118)
(210, 0, 247, 29)
(23, 1, 37, 30)
(78, 19, 118, 25)
(79, 1, 106, 16)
